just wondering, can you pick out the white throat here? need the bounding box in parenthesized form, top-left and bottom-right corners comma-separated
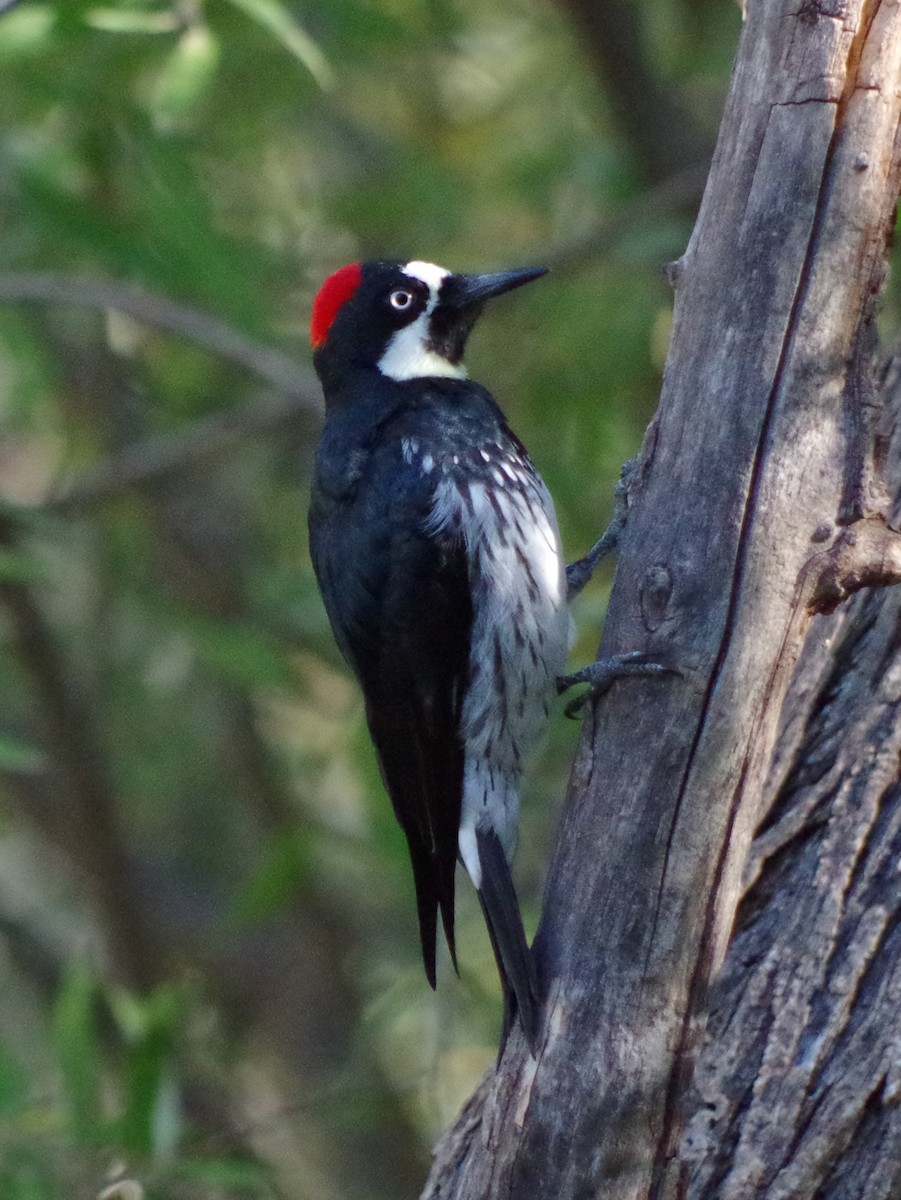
(377, 259, 469, 382)
(378, 315, 469, 381)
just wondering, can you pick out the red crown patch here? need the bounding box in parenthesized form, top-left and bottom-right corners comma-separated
(310, 263, 363, 349)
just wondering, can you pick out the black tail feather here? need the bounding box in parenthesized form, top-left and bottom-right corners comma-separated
(436, 860, 459, 977)
(408, 837, 458, 989)
(475, 827, 540, 1056)
(410, 854, 439, 989)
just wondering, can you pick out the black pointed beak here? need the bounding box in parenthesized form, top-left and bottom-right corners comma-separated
(440, 266, 547, 310)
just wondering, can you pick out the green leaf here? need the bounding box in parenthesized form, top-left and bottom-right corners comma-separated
(52, 965, 101, 1144)
(149, 25, 220, 127)
(0, 4, 55, 59)
(233, 831, 311, 924)
(110, 984, 186, 1157)
(0, 1154, 55, 1200)
(0, 1040, 28, 1116)
(0, 548, 44, 585)
(169, 1157, 271, 1189)
(84, 6, 179, 34)
(0, 735, 44, 774)
(108, 981, 185, 1045)
(223, 0, 334, 89)
(185, 616, 294, 690)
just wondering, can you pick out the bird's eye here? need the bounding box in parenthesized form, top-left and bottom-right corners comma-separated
(389, 289, 415, 311)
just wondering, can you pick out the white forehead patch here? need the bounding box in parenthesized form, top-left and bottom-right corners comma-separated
(402, 260, 450, 308)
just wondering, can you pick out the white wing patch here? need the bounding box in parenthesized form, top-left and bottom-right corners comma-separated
(424, 446, 569, 884)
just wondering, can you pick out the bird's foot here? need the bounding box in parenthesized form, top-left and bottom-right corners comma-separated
(565, 527, 619, 600)
(565, 457, 639, 600)
(557, 650, 677, 719)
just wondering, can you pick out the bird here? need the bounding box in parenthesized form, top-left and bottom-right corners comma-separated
(307, 257, 570, 1054)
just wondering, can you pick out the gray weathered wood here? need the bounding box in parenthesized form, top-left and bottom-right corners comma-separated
(681, 362, 901, 1198)
(424, 1, 901, 1196)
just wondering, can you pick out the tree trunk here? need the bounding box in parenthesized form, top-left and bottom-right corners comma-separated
(424, 1, 901, 1197)
(683, 356, 901, 1198)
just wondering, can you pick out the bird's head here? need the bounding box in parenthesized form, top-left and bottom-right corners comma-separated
(310, 259, 546, 391)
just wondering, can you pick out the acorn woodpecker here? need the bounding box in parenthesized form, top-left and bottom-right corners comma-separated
(308, 258, 571, 1052)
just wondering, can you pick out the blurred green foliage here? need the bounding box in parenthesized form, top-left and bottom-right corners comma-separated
(0, 0, 750, 1196)
(1, 965, 272, 1198)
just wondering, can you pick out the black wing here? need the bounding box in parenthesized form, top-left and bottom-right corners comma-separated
(310, 464, 473, 987)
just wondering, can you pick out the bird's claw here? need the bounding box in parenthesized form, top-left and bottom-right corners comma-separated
(565, 457, 640, 600)
(557, 651, 678, 719)
(565, 529, 618, 599)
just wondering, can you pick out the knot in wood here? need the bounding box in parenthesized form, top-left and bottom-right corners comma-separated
(640, 564, 674, 631)
(663, 257, 685, 290)
(796, 0, 831, 24)
(806, 519, 901, 615)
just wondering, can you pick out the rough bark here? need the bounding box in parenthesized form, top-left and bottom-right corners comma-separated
(424, 2, 901, 1197)
(681, 361, 901, 1197)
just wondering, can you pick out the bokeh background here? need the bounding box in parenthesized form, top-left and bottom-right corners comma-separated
(0, 1, 820, 1196)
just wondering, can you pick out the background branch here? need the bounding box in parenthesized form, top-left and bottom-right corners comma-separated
(43, 391, 311, 512)
(554, 0, 711, 181)
(0, 512, 160, 992)
(0, 272, 320, 403)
